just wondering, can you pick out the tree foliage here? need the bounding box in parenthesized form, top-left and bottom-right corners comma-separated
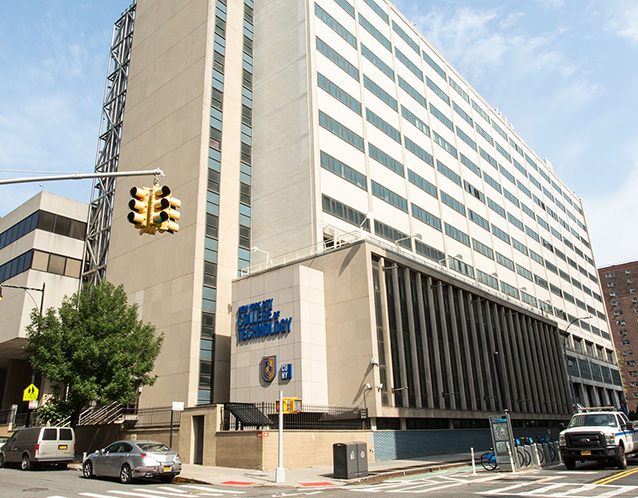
(24, 280, 163, 427)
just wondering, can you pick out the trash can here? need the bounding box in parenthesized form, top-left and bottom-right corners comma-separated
(333, 442, 358, 479)
(355, 441, 368, 477)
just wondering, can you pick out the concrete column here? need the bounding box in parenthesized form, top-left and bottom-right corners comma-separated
(415, 273, 434, 408)
(425, 276, 444, 410)
(446, 286, 467, 410)
(402, 268, 422, 408)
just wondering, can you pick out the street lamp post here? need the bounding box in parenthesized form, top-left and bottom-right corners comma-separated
(394, 233, 422, 250)
(0, 282, 45, 315)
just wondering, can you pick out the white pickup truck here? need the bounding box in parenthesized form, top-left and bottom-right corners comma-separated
(559, 407, 638, 470)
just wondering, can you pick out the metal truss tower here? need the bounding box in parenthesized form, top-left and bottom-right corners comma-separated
(81, 3, 136, 288)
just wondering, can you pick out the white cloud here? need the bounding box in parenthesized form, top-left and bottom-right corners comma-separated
(605, 1, 638, 45)
(582, 139, 638, 267)
(535, 0, 565, 9)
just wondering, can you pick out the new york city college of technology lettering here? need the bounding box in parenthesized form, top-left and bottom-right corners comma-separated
(236, 298, 292, 342)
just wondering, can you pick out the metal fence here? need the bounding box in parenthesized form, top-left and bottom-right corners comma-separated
(222, 402, 367, 431)
(125, 405, 180, 428)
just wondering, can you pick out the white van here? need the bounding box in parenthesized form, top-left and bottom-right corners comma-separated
(0, 426, 75, 470)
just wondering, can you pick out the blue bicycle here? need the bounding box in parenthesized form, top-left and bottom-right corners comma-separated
(481, 449, 497, 470)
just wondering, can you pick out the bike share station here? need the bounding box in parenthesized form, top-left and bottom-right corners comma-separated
(481, 412, 559, 472)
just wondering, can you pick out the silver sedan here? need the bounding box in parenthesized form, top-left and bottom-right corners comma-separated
(82, 440, 182, 484)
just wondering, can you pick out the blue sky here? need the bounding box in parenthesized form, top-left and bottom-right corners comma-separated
(0, 0, 636, 267)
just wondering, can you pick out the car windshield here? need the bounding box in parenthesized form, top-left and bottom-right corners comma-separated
(137, 442, 172, 452)
(568, 413, 617, 428)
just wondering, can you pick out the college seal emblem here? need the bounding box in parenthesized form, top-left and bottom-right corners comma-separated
(261, 355, 277, 383)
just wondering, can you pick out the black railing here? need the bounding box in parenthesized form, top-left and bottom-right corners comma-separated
(223, 402, 367, 431)
(124, 405, 180, 428)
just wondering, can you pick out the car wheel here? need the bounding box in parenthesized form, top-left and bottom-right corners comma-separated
(616, 446, 627, 469)
(20, 454, 32, 471)
(82, 460, 93, 479)
(120, 463, 133, 484)
(563, 457, 576, 470)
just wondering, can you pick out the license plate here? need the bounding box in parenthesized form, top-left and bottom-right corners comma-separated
(163, 466, 171, 472)
(58, 445, 68, 450)
(581, 450, 591, 456)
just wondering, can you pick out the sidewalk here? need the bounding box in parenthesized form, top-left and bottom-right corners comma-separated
(175, 452, 474, 487)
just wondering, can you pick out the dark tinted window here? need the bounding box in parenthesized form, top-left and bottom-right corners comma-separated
(53, 216, 71, 236)
(38, 211, 55, 232)
(120, 443, 133, 453)
(59, 428, 73, 441)
(42, 428, 57, 440)
(104, 442, 120, 453)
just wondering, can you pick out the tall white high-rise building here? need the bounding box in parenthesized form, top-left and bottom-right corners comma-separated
(103, 0, 622, 426)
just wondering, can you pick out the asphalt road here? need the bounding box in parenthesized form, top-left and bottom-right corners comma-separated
(2, 459, 638, 498)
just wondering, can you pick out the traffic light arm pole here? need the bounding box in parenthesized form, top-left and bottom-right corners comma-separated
(0, 282, 45, 315)
(0, 169, 164, 185)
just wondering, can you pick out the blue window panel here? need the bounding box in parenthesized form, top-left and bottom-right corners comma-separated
(335, 0, 355, 17)
(202, 298, 216, 313)
(361, 44, 394, 80)
(398, 76, 426, 107)
(204, 248, 218, 263)
(315, 4, 357, 48)
(423, 51, 446, 80)
(392, 20, 420, 54)
(404, 137, 433, 166)
(363, 0, 389, 23)
(395, 47, 423, 80)
(359, 14, 391, 51)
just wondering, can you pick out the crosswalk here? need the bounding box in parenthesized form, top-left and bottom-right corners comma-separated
(46, 484, 247, 498)
(483, 479, 637, 498)
(346, 473, 638, 497)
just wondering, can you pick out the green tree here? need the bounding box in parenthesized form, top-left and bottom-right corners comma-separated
(24, 281, 163, 427)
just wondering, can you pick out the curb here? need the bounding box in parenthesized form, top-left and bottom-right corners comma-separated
(174, 460, 471, 488)
(348, 461, 471, 485)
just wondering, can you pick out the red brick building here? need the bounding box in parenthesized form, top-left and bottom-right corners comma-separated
(599, 261, 638, 412)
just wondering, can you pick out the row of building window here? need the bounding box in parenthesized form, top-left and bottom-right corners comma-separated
(0, 249, 81, 283)
(315, 63, 596, 277)
(314, 14, 588, 243)
(0, 210, 86, 250)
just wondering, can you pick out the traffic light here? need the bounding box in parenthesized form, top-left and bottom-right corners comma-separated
(127, 187, 150, 231)
(150, 186, 181, 233)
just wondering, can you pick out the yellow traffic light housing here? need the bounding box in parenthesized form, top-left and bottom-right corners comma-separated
(150, 185, 181, 233)
(275, 397, 302, 414)
(127, 187, 150, 231)
(166, 195, 181, 233)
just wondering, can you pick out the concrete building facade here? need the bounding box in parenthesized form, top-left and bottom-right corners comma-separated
(104, 0, 623, 423)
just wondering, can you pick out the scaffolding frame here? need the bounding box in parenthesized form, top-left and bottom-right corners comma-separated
(81, 3, 136, 288)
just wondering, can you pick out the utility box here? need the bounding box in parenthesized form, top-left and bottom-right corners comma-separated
(333, 442, 368, 479)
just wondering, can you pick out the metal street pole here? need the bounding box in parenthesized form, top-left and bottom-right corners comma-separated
(0, 168, 164, 185)
(275, 390, 285, 483)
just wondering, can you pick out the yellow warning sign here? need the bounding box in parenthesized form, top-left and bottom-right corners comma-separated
(23, 384, 39, 401)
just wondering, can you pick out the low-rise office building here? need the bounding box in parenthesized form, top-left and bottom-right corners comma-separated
(0, 192, 87, 412)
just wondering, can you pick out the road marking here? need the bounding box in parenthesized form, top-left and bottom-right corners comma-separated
(80, 493, 116, 498)
(483, 481, 632, 497)
(107, 491, 171, 498)
(181, 485, 245, 494)
(594, 467, 638, 485)
(132, 488, 203, 497)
